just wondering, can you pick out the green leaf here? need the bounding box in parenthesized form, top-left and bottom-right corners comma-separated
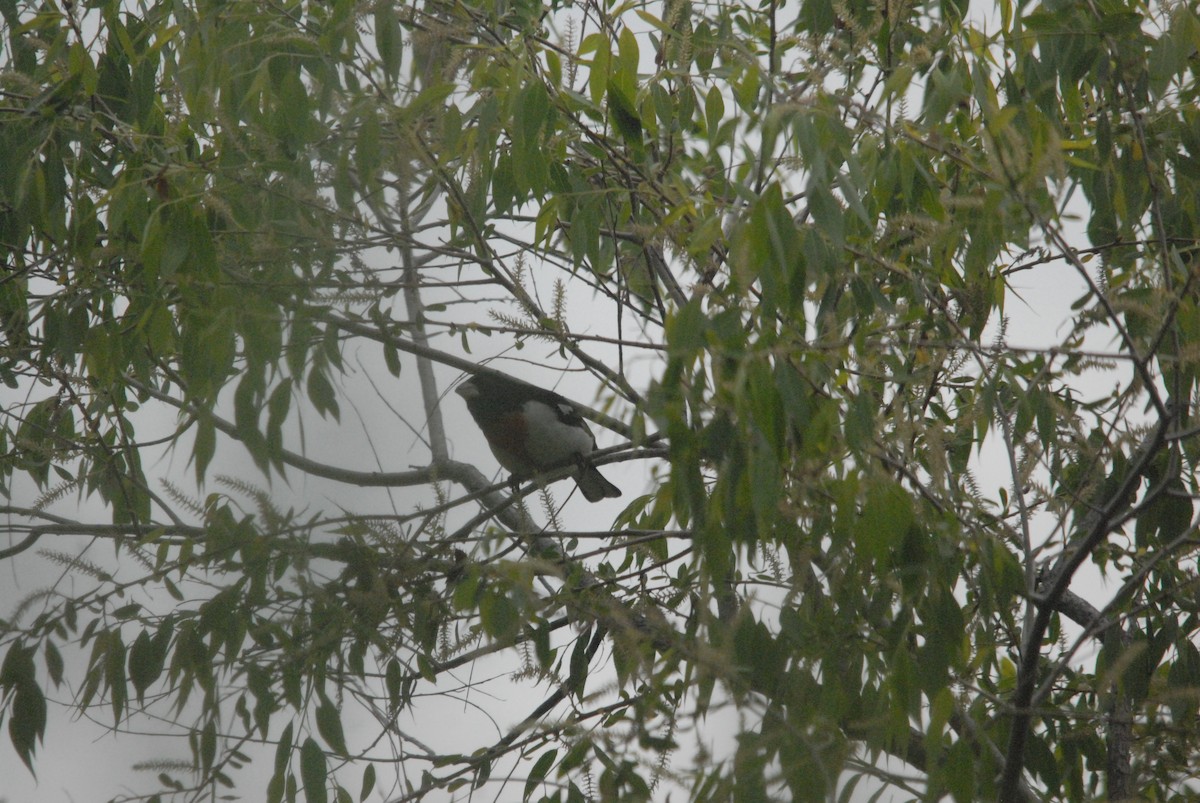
(316, 694, 348, 756)
(734, 616, 785, 695)
(300, 736, 328, 803)
(1137, 478, 1194, 547)
(161, 212, 192, 279)
(734, 183, 805, 316)
(382, 339, 402, 378)
(106, 629, 127, 725)
(360, 764, 376, 802)
(567, 629, 592, 695)
(266, 381, 293, 468)
(705, 85, 725, 143)
(855, 478, 915, 564)
(1093, 10, 1142, 35)
(129, 628, 166, 703)
(606, 78, 643, 153)
(375, 8, 403, 83)
(582, 34, 610, 106)
(513, 81, 551, 196)
(307, 367, 341, 421)
(1168, 639, 1200, 723)
(806, 182, 845, 250)
(479, 590, 519, 641)
(201, 718, 217, 773)
(524, 748, 557, 800)
(268, 722, 294, 803)
(192, 417, 216, 484)
(356, 110, 381, 192)
(919, 591, 965, 692)
(616, 27, 640, 92)
(665, 298, 709, 355)
(2, 643, 46, 773)
(944, 738, 976, 801)
(492, 149, 517, 215)
(926, 686, 954, 751)
(9, 679, 46, 773)
(43, 642, 64, 688)
(385, 657, 405, 709)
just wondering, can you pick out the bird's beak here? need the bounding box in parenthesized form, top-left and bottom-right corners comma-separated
(454, 380, 478, 399)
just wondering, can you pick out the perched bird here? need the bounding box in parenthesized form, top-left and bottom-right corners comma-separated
(454, 372, 622, 502)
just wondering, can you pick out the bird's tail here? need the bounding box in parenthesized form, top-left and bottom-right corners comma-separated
(576, 463, 621, 502)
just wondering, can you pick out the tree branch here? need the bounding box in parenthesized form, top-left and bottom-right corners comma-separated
(999, 421, 1169, 801)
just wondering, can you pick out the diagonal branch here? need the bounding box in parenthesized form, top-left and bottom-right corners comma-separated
(999, 421, 1171, 801)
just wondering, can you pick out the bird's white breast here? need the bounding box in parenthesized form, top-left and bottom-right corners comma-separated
(520, 400, 595, 467)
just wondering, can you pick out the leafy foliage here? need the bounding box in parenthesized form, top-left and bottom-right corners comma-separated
(2, 0, 1200, 800)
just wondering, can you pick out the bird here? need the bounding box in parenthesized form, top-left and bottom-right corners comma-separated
(454, 372, 622, 502)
